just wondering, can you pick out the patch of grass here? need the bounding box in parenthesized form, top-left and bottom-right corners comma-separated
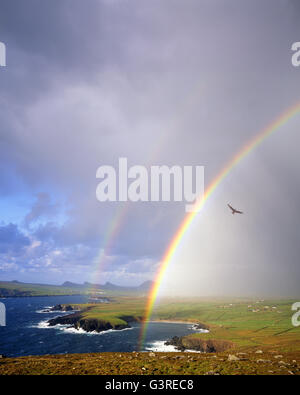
(0, 350, 299, 375)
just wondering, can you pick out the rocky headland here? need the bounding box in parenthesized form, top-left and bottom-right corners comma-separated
(165, 335, 233, 353)
(47, 306, 141, 333)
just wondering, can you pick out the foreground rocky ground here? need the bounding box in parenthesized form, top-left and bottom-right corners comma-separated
(0, 348, 299, 375)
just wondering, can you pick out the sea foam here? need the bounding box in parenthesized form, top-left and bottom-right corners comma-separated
(146, 340, 202, 353)
(32, 319, 134, 335)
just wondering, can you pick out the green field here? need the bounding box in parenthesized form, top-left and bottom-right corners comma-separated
(153, 298, 300, 352)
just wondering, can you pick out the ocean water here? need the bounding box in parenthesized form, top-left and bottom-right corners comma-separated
(0, 296, 205, 357)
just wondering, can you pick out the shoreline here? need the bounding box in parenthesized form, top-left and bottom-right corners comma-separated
(148, 319, 198, 325)
(44, 316, 201, 335)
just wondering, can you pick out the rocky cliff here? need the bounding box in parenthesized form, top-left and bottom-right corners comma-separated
(165, 336, 233, 353)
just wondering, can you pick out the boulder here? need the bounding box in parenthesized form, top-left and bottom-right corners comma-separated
(228, 354, 240, 361)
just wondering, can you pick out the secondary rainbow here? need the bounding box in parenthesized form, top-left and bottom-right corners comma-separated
(139, 101, 300, 349)
(89, 202, 130, 289)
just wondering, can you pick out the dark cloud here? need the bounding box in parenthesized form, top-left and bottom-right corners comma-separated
(0, 223, 30, 254)
(24, 193, 59, 228)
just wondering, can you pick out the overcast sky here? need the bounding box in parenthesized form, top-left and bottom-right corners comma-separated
(0, 0, 299, 296)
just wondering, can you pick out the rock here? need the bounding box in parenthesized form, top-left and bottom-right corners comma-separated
(274, 355, 283, 359)
(165, 336, 185, 351)
(255, 350, 263, 354)
(278, 361, 288, 366)
(51, 304, 63, 311)
(228, 354, 240, 361)
(257, 359, 271, 363)
(165, 336, 233, 353)
(149, 352, 155, 357)
(50, 304, 74, 311)
(64, 305, 74, 311)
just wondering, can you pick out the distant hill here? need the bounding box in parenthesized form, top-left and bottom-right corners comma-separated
(0, 280, 86, 297)
(138, 280, 153, 290)
(61, 281, 86, 288)
(63, 280, 154, 292)
(0, 279, 154, 297)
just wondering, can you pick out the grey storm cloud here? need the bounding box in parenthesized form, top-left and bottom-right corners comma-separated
(0, 0, 299, 292)
(0, 223, 30, 254)
(24, 192, 59, 228)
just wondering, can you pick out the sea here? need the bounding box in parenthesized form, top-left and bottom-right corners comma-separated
(0, 295, 207, 357)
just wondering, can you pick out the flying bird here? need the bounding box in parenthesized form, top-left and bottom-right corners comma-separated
(227, 203, 243, 215)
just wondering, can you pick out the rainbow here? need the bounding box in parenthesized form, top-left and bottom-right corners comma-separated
(138, 101, 300, 349)
(89, 202, 130, 289)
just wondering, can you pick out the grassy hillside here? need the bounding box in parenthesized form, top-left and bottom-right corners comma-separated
(0, 281, 150, 298)
(153, 298, 300, 352)
(0, 281, 88, 297)
(79, 297, 146, 326)
(0, 350, 299, 375)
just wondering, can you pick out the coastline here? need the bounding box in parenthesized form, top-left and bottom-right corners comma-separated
(148, 319, 198, 325)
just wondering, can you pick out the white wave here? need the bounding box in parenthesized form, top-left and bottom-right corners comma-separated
(60, 326, 88, 334)
(56, 325, 134, 335)
(146, 340, 202, 353)
(29, 319, 51, 329)
(145, 341, 178, 352)
(189, 326, 209, 333)
(36, 309, 51, 314)
(36, 307, 79, 314)
(32, 319, 134, 335)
